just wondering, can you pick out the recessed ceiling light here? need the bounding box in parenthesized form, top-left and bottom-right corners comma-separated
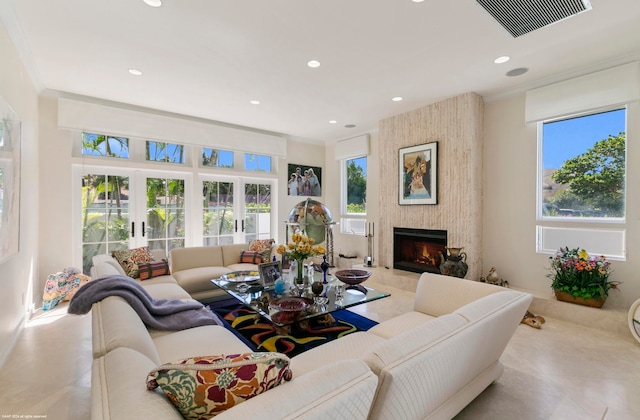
(506, 67, 529, 77)
(307, 60, 321, 68)
(250, 100, 261, 105)
(412, 0, 425, 3)
(143, 0, 162, 7)
(345, 124, 356, 128)
(392, 96, 403, 102)
(128, 68, 143, 76)
(494, 56, 510, 64)
(329, 120, 337, 124)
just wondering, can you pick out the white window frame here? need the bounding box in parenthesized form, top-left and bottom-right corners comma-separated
(535, 104, 632, 260)
(340, 156, 367, 236)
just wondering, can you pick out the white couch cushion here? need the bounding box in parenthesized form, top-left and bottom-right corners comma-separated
(92, 347, 182, 420)
(153, 325, 252, 363)
(172, 266, 232, 294)
(215, 359, 378, 420)
(367, 311, 435, 339)
(92, 296, 161, 364)
(414, 272, 505, 316)
(91, 254, 126, 278)
(140, 282, 191, 300)
(291, 331, 386, 377)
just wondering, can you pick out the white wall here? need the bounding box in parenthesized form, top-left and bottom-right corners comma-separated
(0, 22, 40, 365)
(276, 139, 327, 242)
(483, 93, 640, 308)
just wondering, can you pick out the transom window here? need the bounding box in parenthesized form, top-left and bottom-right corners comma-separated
(245, 153, 271, 172)
(82, 133, 129, 158)
(146, 141, 185, 164)
(202, 148, 234, 168)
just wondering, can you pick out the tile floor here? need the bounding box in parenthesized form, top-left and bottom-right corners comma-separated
(1, 280, 639, 420)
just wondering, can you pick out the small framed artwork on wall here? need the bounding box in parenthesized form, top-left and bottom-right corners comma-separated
(398, 141, 438, 205)
(287, 163, 322, 196)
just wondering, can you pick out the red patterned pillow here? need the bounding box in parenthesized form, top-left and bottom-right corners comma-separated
(147, 352, 292, 419)
(248, 239, 275, 261)
(238, 250, 264, 264)
(138, 259, 170, 280)
(112, 247, 154, 278)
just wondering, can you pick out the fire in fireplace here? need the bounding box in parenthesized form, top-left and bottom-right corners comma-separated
(393, 227, 447, 274)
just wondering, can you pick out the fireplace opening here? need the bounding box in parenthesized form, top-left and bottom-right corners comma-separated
(393, 227, 447, 274)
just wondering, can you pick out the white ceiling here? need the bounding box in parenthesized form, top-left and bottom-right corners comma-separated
(3, 0, 640, 142)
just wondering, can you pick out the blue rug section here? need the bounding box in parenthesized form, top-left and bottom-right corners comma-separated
(207, 299, 378, 356)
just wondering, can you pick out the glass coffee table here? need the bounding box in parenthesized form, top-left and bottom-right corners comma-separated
(211, 270, 389, 327)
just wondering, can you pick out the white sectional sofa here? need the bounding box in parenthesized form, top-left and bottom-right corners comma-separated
(87, 266, 531, 419)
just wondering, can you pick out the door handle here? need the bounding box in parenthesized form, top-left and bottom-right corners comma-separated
(242, 220, 245, 232)
(142, 221, 146, 237)
(235, 220, 238, 232)
(131, 222, 135, 238)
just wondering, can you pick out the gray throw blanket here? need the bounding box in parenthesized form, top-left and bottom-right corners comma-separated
(68, 275, 222, 330)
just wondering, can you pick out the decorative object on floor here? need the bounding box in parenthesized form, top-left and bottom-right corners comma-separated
(147, 352, 292, 419)
(285, 198, 337, 265)
(42, 267, 91, 310)
(439, 246, 468, 278)
(399, 141, 438, 205)
(548, 247, 620, 307)
(364, 222, 376, 267)
(482, 267, 509, 287)
(334, 269, 371, 294)
(276, 233, 326, 286)
(521, 311, 546, 329)
(209, 300, 377, 357)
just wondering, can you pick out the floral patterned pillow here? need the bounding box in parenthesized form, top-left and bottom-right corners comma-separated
(112, 247, 154, 278)
(147, 352, 292, 419)
(248, 239, 275, 261)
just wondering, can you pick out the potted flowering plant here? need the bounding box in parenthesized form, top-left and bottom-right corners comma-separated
(548, 247, 620, 307)
(276, 233, 326, 284)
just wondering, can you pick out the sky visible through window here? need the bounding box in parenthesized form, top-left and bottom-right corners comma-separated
(543, 109, 625, 169)
(351, 156, 367, 174)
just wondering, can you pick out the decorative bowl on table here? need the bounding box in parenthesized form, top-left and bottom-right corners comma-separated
(268, 297, 312, 325)
(334, 269, 371, 293)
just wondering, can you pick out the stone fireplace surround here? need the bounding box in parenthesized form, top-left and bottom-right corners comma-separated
(378, 92, 483, 281)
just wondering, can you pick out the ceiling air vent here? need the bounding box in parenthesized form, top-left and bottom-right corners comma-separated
(476, 0, 592, 38)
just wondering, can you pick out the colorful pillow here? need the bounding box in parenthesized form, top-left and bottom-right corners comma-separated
(112, 247, 154, 278)
(138, 259, 170, 280)
(147, 352, 292, 419)
(248, 239, 275, 261)
(42, 267, 91, 310)
(238, 250, 264, 264)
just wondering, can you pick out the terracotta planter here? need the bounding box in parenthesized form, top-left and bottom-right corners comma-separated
(554, 289, 606, 308)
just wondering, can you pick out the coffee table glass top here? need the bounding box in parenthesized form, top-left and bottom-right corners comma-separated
(211, 271, 389, 326)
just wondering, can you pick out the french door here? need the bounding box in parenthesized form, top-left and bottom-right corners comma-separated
(201, 176, 273, 246)
(77, 167, 189, 273)
(76, 166, 274, 274)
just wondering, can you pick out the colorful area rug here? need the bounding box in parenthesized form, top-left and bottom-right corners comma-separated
(208, 299, 377, 357)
